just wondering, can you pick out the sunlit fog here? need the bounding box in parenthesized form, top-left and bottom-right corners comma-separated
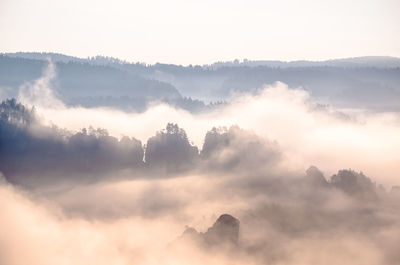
(1, 1, 400, 264)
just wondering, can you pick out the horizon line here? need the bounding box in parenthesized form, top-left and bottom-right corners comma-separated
(2, 51, 400, 67)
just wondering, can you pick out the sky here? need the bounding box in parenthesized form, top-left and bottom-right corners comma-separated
(1, 0, 400, 65)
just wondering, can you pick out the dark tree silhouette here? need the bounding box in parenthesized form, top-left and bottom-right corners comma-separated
(145, 123, 199, 171)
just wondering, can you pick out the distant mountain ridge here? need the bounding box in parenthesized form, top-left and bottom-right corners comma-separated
(1, 52, 400, 112)
(209, 56, 400, 69)
(0, 55, 215, 112)
(3, 52, 400, 68)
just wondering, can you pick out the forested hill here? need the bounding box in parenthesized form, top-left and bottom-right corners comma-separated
(1, 53, 400, 112)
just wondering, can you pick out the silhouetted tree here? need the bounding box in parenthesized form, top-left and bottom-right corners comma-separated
(145, 123, 199, 171)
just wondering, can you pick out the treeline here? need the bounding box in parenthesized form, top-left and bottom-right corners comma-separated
(0, 99, 277, 180)
(1, 99, 397, 200)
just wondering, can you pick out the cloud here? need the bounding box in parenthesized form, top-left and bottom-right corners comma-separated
(17, 59, 65, 109)
(0, 99, 284, 187)
(201, 125, 281, 173)
(17, 64, 400, 185)
(1, 162, 400, 265)
(1, 61, 400, 265)
(2, 61, 400, 187)
(0, 99, 144, 185)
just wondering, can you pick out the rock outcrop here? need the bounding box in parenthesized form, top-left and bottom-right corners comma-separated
(181, 214, 240, 247)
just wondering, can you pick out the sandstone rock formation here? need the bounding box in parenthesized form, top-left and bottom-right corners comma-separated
(181, 214, 240, 247)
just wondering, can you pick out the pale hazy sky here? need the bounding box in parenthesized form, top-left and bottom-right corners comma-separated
(0, 0, 399, 65)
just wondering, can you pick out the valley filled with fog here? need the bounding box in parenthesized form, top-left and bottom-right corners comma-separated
(1, 54, 400, 265)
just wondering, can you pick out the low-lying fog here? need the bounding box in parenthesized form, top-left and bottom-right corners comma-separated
(0, 62, 399, 265)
